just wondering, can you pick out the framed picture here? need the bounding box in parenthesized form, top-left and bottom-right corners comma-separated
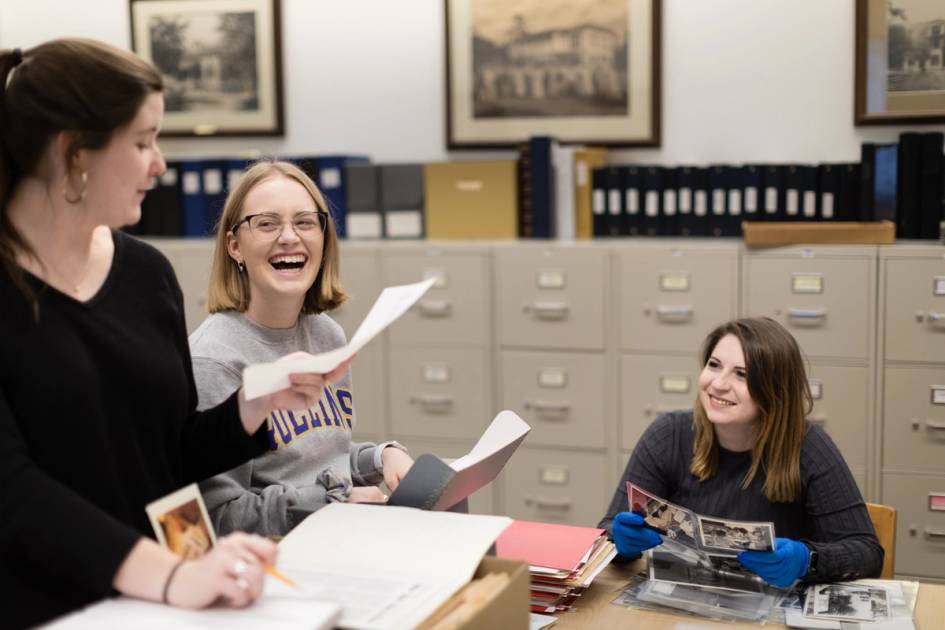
(855, 0, 945, 124)
(445, 0, 661, 148)
(130, 0, 284, 136)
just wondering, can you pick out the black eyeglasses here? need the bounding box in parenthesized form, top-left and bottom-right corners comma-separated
(231, 211, 328, 240)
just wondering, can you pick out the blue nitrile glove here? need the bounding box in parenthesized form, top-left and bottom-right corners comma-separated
(737, 537, 810, 589)
(612, 511, 663, 558)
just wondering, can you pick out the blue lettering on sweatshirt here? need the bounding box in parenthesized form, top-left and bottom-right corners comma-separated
(265, 386, 354, 450)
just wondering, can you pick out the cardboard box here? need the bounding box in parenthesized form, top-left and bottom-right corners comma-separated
(420, 556, 529, 630)
(742, 220, 896, 246)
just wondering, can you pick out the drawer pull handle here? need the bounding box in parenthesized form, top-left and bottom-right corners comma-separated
(928, 311, 945, 323)
(409, 394, 454, 412)
(418, 299, 452, 318)
(655, 304, 693, 321)
(524, 400, 571, 414)
(525, 496, 573, 510)
(926, 420, 945, 432)
(924, 527, 945, 540)
(524, 301, 569, 320)
(787, 308, 827, 323)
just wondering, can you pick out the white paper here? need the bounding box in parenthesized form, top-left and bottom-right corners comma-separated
(45, 593, 341, 630)
(449, 410, 530, 472)
(242, 278, 435, 399)
(529, 612, 559, 630)
(277, 503, 512, 630)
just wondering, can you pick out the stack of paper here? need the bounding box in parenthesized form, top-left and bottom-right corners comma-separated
(495, 520, 616, 614)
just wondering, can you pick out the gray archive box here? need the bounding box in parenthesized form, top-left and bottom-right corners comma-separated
(380, 163, 424, 239)
(345, 163, 383, 239)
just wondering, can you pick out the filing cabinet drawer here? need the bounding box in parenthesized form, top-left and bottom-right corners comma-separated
(348, 343, 385, 439)
(883, 257, 945, 363)
(382, 252, 490, 346)
(743, 251, 873, 361)
(807, 364, 869, 470)
(617, 245, 739, 353)
(151, 239, 214, 334)
(388, 346, 490, 440)
(882, 473, 945, 579)
(620, 353, 701, 451)
(499, 350, 607, 449)
(883, 366, 945, 474)
(495, 246, 607, 350)
(503, 447, 608, 527)
(333, 244, 382, 339)
(393, 437, 495, 515)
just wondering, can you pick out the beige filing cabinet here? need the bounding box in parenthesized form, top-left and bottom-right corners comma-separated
(379, 242, 496, 514)
(333, 242, 386, 441)
(617, 240, 739, 468)
(148, 238, 215, 334)
(879, 245, 945, 580)
(742, 245, 878, 500)
(494, 243, 612, 526)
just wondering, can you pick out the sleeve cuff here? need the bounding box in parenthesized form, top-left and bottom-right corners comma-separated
(374, 440, 409, 474)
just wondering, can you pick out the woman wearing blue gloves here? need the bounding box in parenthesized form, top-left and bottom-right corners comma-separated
(600, 317, 883, 588)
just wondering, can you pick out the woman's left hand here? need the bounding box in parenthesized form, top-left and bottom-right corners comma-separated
(737, 537, 810, 588)
(237, 354, 354, 435)
(380, 447, 414, 491)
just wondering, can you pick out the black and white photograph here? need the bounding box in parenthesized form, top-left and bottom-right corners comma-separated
(697, 516, 775, 554)
(445, 0, 660, 147)
(130, 0, 284, 136)
(627, 482, 698, 548)
(803, 584, 889, 622)
(855, 0, 945, 123)
(638, 579, 777, 622)
(648, 548, 768, 595)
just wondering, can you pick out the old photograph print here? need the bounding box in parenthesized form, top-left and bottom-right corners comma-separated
(804, 584, 889, 622)
(148, 10, 259, 113)
(471, 0, 628, 118)
(146, 483, 217, 561)
(697, 516, 775, 553)
(649, 548, 767, 594)
(627, 482, 698, 547)
(886, 0, 945, 93)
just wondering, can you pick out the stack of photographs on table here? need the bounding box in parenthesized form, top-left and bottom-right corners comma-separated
(621, 482, 781, 622)
(774, 579, 919, 629)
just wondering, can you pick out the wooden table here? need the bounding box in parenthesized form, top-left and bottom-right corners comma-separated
(552, 562, 945, 629)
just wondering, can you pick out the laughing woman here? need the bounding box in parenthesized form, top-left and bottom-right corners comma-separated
(599, 317, 883, 587)
(190, 160, 413, 537)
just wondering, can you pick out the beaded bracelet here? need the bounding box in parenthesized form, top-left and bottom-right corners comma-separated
(161, 559, 185, 605)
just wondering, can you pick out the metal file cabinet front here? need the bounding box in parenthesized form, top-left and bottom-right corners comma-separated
(617, 244, 739, 354)
(806, 363, 870, 472)
(882, 473, 945, 579)
(387, 345, 490, 441)
(619, 353, 701, 452)
(743, 249, 874, 362)
(883, 366, 945, 475)
(499, 350, 607, 449)
(495, 246, 607, 351)
(381, 252, 491, 347)
(159, 239, 214, 334)
(883, 257, 945, 364)
(502, 446, 608, 528)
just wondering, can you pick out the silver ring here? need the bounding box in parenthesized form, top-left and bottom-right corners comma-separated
(235, 576, 249, 591)
(233, 559, 247, 576)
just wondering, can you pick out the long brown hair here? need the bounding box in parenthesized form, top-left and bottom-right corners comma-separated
(0, 38, 163, 308)
(690, 317, 813, 502)
(207, 159, 347, 315)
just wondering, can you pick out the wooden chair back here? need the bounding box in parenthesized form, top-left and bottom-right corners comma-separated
(866, 502, 897, 579)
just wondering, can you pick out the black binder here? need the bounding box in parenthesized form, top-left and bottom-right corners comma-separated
(708, 165, 727, 236)
(660, 166, 680, 236)
(762, 165, 786, 222)
(722, 166, 745, 236)
(898, 132, 922, 238)
(742, 164, 763, 225)
(919, 132, 945, 239)
(591, 167, 607, 237)
(676, 166, 698, 236)
(622, 166, 643, 236)
(837, 163, 861, 222)
(604, 166, 624, 237)
(642, 166, 663, 236)
(139, 160, 183, 236)
(818, 164, 841, 222)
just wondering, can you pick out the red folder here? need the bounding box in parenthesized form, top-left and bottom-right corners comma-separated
(495, 520, 605, 571)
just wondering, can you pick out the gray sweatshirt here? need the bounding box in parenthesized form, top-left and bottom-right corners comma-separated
(189, 310, 391, 536)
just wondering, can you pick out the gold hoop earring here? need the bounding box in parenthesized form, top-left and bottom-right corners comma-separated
(63, 171, 88, 204)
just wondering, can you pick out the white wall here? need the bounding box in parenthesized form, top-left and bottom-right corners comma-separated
(2, 0, 943, 163)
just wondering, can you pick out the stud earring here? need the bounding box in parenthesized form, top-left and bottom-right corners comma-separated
(237, 261, 245, 273)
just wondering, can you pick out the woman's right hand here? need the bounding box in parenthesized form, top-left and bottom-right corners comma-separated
(347, 486, 388, 503)
(165, 532, 278, 609)
(612, 511, 662, 558)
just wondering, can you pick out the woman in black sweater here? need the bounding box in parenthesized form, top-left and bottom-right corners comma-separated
(600, 317, 883, 587)
(0, 39, 343, 628)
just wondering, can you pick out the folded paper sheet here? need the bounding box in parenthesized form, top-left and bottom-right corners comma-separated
(243, 278, 435, 400)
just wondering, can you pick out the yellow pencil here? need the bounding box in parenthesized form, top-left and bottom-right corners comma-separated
(264, 564, 298, 589)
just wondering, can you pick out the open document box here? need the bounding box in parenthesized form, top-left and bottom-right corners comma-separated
(274, 503, 523, 630)
(243, 278, 435, 400)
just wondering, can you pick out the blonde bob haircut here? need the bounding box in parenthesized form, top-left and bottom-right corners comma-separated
(207, 159, 347, 315)
(690, 317, 813, 503)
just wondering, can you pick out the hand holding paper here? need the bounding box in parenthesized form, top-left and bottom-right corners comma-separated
(242, 278, 435, 400)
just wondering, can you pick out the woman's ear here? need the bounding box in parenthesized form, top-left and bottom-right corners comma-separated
(226, 231, 242, 266)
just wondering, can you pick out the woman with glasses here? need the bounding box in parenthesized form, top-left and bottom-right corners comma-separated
(190, 160, 414, 538)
